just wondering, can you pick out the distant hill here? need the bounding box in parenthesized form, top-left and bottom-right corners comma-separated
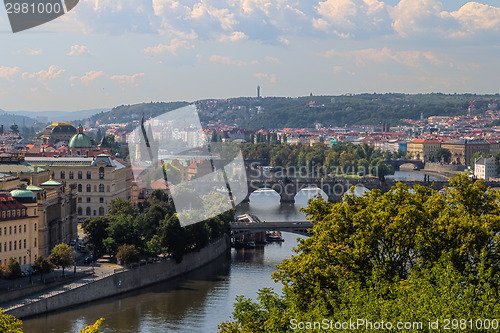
(10, 108, 109, 122)
(86, 101, 190, 125)
(0, 109, 36, 127)
(70, 93, 500, 130)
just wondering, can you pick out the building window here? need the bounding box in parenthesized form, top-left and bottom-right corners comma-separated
(60, 171, 65, 179)
(0, 227, 1, 236)
(69, 171, 74, 179)
(87, 197, 91, 203)
(86, 207, 91, 216)
(78, 171, 82, 179)
(78, 197, 82, 203)
(78, 184, 82, 192)
(9, 226, 11, 234)
(14, 241, 16, 250)
(3, 227, 6, 235)
(13, 226, 16, 234)
(78, 207, 82, 215)
(17, 210, 20, 217)
(4, 242, 6, 252)
(99, 207, 104, 216)
(34, 238, 37, 247)
(1, 212, 4, 219)
(19, 240, 21, 249)
(93, 210, 96, 216)
(107, 185, 110, 192)
(7, 211, 10, 218)
(24, 239, 26, 249)
(9, 241, 11, 251)
(24, 225, 26, 232)
(99, 197, 104, 203)
(99, 167, 104, 179)
(34, 254, 37, 261)
(34, 223, 37, 231)
(87, 171, 91, 179)
(23, 256, 26, 265)
(86, 184, 91, 192)
(99, 184, 104, 192)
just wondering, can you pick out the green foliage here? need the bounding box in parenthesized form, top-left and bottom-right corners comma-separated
(0, 258, 22, 280)
(107, 198, 138, 216)
(0, 308, 23, 333)
(220, 175, 500, 332)
(49, 244, 74, 277)
(33, 256, 53, 277)
(116, 244, 140, 265)
(82, 216, 110, 256)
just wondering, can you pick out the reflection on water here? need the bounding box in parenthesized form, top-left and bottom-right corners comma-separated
(23, 189, 319, 333)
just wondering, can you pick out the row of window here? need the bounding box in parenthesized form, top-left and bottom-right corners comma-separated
(0, 223, 36, 237)
(0, 238, 36, 253)
(0, 209, 27, 220)
(2, 254, 37, 265)
(78, 197, 105, 203)
(77, 207, 105, 216)
(77, 184, 110, 193)
(59, 167, 105, 180)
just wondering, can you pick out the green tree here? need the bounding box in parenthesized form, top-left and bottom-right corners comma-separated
(160, 215, 186, 263)
(107, 197, 137, 216)
(0, 258, 22, 280)
(49, 244, 74, 277)
(434, 147, 452, 163)
(0, 308, 23, 332)
(82, 216, 110, 257)
(33, 256, 53, 279)
(116, 244, 140, 265)
(219, 175, 500, 332)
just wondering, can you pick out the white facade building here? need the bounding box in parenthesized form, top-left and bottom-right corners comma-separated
(474, 157, 496, 180)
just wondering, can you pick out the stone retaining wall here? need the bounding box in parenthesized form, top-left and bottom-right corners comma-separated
(7, 235, 230, 319)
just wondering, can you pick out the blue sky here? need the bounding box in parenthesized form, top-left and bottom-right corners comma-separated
(1, 0, 500, 111)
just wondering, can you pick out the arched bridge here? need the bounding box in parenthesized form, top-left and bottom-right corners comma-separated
(244, 178, 457, 203)
(387, 159, 424, 170)
(230, 221, 313, 237)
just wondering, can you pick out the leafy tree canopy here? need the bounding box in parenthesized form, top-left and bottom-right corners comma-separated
(219, 175, 500, 332)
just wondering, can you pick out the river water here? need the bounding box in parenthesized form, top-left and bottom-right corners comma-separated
(22, 173, 426, 332)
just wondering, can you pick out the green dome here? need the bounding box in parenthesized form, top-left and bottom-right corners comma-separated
(69, 133, 92, 149)
(11, 189, 36, 202)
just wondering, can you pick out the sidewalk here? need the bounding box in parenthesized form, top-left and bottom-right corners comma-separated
(1, 262, 125, 313)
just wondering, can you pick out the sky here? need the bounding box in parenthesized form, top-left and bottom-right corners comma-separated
(1, 0, 500, 111)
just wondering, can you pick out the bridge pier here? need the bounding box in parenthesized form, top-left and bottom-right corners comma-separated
(274, 183, 297, 203)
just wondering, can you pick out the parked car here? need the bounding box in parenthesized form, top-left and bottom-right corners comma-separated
(83, 256, 92, 264)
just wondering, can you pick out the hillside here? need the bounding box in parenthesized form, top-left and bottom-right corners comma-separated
(82, 93, 500, 129)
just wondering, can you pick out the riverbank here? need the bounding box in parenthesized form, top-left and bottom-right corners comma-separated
(5, 235, 230, 319)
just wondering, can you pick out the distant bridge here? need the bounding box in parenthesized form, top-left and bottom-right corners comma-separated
(387, 159, 425, 170)
(230, 221, 313, 237)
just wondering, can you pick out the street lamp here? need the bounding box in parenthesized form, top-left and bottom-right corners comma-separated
(27, 248, 32, 284)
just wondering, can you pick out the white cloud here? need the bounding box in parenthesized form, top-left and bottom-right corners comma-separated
(218, 31, 248, 42)
(254, 72, 277, 83)
(450, 2, 500, 37)
(321, 47, 446, 68)
(12, 48, 43, 56)
(67, 45, 92, 56)
(0, 66, 20, 82)
(209, 54, 258, 66)
(314, 0, 392, 37)
(21, 65, 66, 90)
(264, 56, 282, 65)
(110, 73, 145, 87)
(70, 70, 105, 87)
(143, 39, 194, 56)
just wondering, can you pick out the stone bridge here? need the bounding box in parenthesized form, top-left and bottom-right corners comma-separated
(387, 159, 425, 170)
(244, 178, 468, 203)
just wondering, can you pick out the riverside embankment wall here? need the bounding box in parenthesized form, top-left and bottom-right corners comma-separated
(7, 235, 230, 319)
